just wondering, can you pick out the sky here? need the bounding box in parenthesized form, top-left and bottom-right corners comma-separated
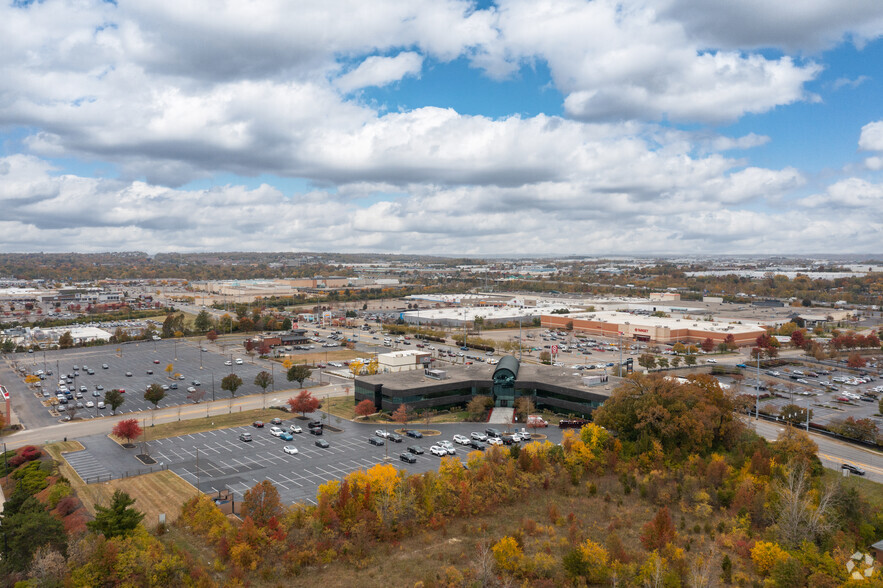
(2, 0, 883, 256)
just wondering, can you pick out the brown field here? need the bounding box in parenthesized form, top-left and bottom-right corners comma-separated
(275, 349, 366, 365)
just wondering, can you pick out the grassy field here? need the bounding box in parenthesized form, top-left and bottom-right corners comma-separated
(822, 467, 883, 509)
(275, 349, 366, 365)
(109, 407, 291, 443)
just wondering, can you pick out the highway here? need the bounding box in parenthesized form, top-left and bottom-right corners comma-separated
(748, 418, 883, 483)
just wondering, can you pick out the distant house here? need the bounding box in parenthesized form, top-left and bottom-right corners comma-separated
(871, 539, 883, 564)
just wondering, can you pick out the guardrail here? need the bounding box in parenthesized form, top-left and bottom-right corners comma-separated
(83, 463, 169, 485)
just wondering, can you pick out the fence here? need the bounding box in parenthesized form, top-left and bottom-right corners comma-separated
(83, 463, 168, 485)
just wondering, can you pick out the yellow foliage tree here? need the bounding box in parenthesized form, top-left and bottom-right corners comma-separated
(165, 364, 174, 379)
(349, 360, 364, 377)
(366, 357, 379, 375)
(25, 375, 41, 385)
(492, 536, 523, 573)
(751, 540, 789, 576)
(282, 358, 293, 370)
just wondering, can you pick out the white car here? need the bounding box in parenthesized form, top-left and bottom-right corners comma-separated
(224, 360, 232, 366)
(270, 426, 283, 437)
(470, 432, 487, 442)
(705, 359, 717, 364)
(438, 440, 456, 454)
(283, 445, 299, 455)
(487, 437, 503, 446)
(453, 434, 471, 445)
(289, 425, 302, 434)
(235, 358, 244, 365)
(85, 401, 94, 408)
(430, 445, 448, 457)
(375, 429, 390, 438)
(97, 401, 105, 409)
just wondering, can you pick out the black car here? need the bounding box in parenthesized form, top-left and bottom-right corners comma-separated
(407, 446, 424, 455)
(170, 383, 178, 389)
(308, 420, 323, 429)
(146, 370, 153, 375)
(485, 427, 501, 438)
(270, 417, 282, 425)
(368, 437, 384, 446)
(469, 439, 486, 451)
(315, 439, 330, 448)
(388, 433, 403, 443)
(399, 452, 417, 463)
(405, 430, 423, 439)
(842, 463, 866, 476)
(309, 427, 323, 436)
(500, 435, 515, 445)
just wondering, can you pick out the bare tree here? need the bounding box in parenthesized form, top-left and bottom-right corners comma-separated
(687, 546, 717, 588)
(28, 545, 67, 584)
(472, 540, 497, 588)
(776, 461, 838, 548)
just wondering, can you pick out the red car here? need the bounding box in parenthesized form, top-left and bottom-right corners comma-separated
(252, 421, 264, 428)
(153, 359, 160, 364)
(118, 388, 126, 394)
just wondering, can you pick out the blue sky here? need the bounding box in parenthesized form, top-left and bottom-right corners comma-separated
(2, 0, 883, 255)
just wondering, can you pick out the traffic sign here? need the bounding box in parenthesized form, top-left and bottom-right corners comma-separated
(551, 345, 558, 355)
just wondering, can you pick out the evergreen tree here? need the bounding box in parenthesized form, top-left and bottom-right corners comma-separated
(87, 490, 145, 538)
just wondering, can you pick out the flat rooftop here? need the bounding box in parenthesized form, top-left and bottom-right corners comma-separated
(558, 310, 765, 335)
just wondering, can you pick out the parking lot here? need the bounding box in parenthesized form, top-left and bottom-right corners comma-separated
(10, 339, 311, 424)
(65, 415, 564, 505)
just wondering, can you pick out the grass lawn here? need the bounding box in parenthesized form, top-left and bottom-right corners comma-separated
(110, 407, 291, 443)
(274, 349, 366, 365)
(822, 467, 883, 509)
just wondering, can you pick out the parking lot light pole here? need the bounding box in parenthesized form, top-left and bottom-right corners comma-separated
(211, 373, 215, 402)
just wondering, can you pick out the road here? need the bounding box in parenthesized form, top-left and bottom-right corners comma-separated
(748, 418, 883, 483)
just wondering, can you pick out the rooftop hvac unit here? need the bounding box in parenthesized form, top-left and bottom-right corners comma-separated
(425, 369, 447, 380)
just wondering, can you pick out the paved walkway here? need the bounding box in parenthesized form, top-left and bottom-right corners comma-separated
(487, 407, 514, 424)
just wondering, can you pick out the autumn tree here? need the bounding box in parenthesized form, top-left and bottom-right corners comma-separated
(187, 386, 206, 404)
(241, 480, 283, 528)
(221, 373, 243, 399)
(58, 331, 74, 349)
(724, 334, 737, 350)
(700, 337, 715, 353)
(287, 364, 313, 387)
(288, 389, 320, 416)
(684, 354, 697, 366)
(87, 490, 145, 538)
(144, 383, 165, 409)
(113, 418, 142, 446)
(514, 396, 534, 424)
(104, 389, 125, 415)
(355, 399, 376, 418)
(206, 329, 218, 343)
(638, 353, 656, 370)
(466, 395, 493, 421)
(539, 350, 552, 364)
(790, 329, 807, 349)
(165, 363, 174, 379)
(640, 506, 677, 551)
(847, 352, 866, 368)
(391, 404, 413, 426)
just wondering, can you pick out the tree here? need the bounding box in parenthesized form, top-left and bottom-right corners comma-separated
(288, 389, 320, 416)
(684, 354, 697, 366)
(221, 373, 243, 398)
(355, 399, 376, 418)
(775, 462, 837, 548)
(187, 386, 206, 404)
(779, 403, 811, 426)
(241, 480, 283, 527)
(698, 337, 714, 353)
(391, 404, 413, 426)
(641, 506, 677, 551)
(58, 331, 74, 349)
(514, 396, 534, 423)
(672, 342, 686, 355)
(287, 364, 313, 387)
(790, 329, 807, 348)
(466, 395, 493, 420)
(206, 329, 218, 343)
(104, 389, 125, 415)
(281, 317, 292, 331)
(724, 334, 737, 350)
(847, 352, 866, 368)
(254, 370, 272, 393)
(87, 490, 145, 538)
(638, 353, 657, 370)
(161, 313, 185, 338)
(113, 418, 142, 446)
(0, 497, 67, 572)
(144, 384, 166, 410)
(670, 355, 681, 368)
(539, 350, 552, 364)
(194, 309, 213, 332)
(656, 356, 669, 369)
(24, 374, 41, 385)
(165, 363, 174, 379)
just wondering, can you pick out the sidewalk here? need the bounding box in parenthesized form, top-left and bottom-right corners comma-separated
(487, 407, 514, 424)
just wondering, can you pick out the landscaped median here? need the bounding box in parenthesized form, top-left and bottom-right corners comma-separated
(108, 407, 291, 443)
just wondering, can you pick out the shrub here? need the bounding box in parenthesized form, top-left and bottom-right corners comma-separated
(751, 540, 789, 576)
(491, 536, 523, 573)
(56, 496, 79, 516)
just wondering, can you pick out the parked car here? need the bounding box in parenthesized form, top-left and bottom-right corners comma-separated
(279, 432, 293, 441)
(405, 429, 423, 439)
(368, 437, 385, 446)
(146, 370, 153, 375)
(485, 427, 501, 438)
(153, 359, 160, 364)
(269, 426, 283, 437)
(388, 433, 403, 443)
(407, 446, 424, 455)
(470, 432, 487, 442)
(453, 434, 471, 445)
(270, 417, 282, 425)
(399, 452, 417, 463)
(224, 360, 232, 366)
(97, 401, 105, 409)
(85, 401, 94, 408)
(315, 439, 330, 448)
(283, 445, 299, 455)
(235, 358, 244, 365)
(102, 364, 109, 369)
(252, 421, 264, 428)
(430, 445, 448, 456)
(289, 425, 302, 434)
(125, 372, 133, 377)
(309, 427, 323, 436)
(469, 439, 486, 451)
(375, 429, 390, 438)
(239, 432, 252, 442)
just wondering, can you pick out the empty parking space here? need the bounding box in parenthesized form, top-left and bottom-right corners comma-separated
(65, 448, 114, 483)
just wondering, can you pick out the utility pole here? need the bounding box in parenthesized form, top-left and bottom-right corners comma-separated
(755, 351, 761, 420)
(195, 447, 200, 495)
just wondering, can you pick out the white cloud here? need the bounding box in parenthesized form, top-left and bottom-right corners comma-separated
(336, 52, 424, 92)
(859, 121, 883, 151)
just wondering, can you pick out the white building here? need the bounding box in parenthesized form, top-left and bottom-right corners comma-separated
(378, 350, 431, 373)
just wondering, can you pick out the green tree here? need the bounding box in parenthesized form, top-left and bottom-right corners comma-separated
(221, 373, 243, 398)
(684, 354, 697, 366)
(0, 497, 67, 572)
(161, 313, 185, 338)
(144, 383, 166, 409)
(58, 331, 74, 349)
(281, 317, 292, 331)
(638, 353, 656, 370)
(287, 364, 313, 387)
(104, 389, 125, 415)
(87, 490, 145, 538)
(193, 309, 213, 332)
(254, 370, 272, 393)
